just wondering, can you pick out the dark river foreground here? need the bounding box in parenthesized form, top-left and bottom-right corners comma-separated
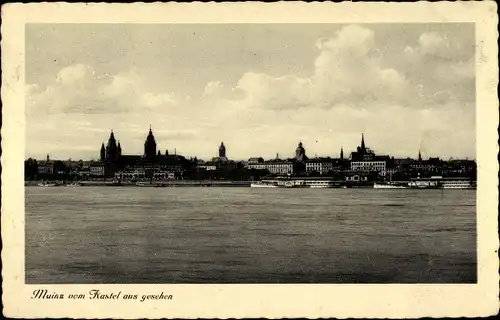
(25, 187, 476, 283)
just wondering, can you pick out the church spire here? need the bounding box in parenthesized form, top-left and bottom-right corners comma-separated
(361, 133, 366, 152)
(340, 146, 344, 160)
(418, 149, 422, 162)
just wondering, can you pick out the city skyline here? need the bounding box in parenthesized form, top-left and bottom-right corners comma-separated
(26, 23, 475, 160)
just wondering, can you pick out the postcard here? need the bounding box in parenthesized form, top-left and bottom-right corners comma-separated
(1, 1, 499, 318)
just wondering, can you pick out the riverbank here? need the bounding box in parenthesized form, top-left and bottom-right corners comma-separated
(25, 180, 252, 187)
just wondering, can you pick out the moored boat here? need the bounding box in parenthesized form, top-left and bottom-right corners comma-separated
(37, 182, 57, 187)
(250, 181, 278, 188)
(407, 180, 440, 189)
(440, 180, 476, 189)
(373, 182, 408, 189)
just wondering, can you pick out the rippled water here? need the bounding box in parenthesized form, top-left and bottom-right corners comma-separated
(25, 187, 476, 283)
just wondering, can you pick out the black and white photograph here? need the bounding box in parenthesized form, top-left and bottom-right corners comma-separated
(2, 2, 498, 319)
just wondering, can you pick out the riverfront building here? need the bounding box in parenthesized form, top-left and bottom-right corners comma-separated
(349, 134, 393, 175)
(95, 127, 193, 180)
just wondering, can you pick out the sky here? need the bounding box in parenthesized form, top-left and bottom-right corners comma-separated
(25, 23, 475, 161)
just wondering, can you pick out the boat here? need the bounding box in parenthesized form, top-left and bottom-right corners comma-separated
(440, 179, 476, 189)
(307, 180, 337, 188)
(250, 181, 278, 188)
(373, 182, 408, 189)
(37, 182, 57, 187)
(407, 180, 440, 189)
(279, 180, 310, 188)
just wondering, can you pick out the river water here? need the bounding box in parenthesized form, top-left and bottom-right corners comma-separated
(25, 187, 476, 283)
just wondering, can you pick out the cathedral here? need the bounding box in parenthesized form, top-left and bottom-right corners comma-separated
(98, 127, 191, 178)
(100, 130, 121, 163)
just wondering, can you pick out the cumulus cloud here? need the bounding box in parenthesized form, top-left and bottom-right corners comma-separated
(218, 25, 418, 110)
(27, 64, 182, 116)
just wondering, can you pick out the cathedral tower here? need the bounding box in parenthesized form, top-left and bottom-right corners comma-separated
(106, 130, 118, 162)
(117, 141, 122, 158)
(144, 126, 157, 160)
(219, 142, 226, 158)
(100, 143, 106, 161)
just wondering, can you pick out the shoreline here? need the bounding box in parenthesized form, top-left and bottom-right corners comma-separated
(25, 180, 254, 187)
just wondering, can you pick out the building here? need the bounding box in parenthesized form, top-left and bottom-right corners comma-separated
(212, 142, 229, 163)
(293, 141, 308, 174)
(410, 154, 442, 173)
(305, 158, 334, 175)
(37, 154, 54, 175)
(295, 141, 308, 162)
(349, 133, 375, 161)
(350, 160, 386, 172)
(98, 127, 192, 180)
(246, 159, 293, 175)
(248, 157, 264, 164)
(264, 161, 294, 175)
(89, 161, 105, 177)
(349, 134, 391, 175)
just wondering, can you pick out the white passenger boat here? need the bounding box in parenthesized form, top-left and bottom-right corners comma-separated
(440, 179, 476, 189)
(250, 181, 278, 188)
(408, 180, 440, 189)
(373, 182, 408, 189)
(37, 182, 57, 187)
(280, 180, 310, 188)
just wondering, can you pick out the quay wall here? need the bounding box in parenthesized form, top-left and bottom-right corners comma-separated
(25, 180, 251, 187)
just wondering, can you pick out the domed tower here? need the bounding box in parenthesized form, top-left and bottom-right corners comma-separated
(106, 130, 118, 162)
(144, 126, 157, 160)
(100, 143, 106, 161)
(219, 142, 226, 158)
(295, 141, 306, 162)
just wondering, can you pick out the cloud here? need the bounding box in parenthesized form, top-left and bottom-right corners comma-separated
(403, 30, 475, 103)
(213, 25, 418, 111)
(26, 25, 475, 160)
(27, 64, 182, 116)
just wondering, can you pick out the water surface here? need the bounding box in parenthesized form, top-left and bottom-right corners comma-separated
(25, 187, 476, 283)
